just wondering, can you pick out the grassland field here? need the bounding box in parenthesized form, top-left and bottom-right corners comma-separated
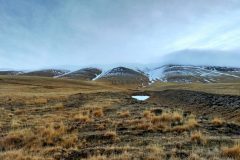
(0, 75, 240, 160)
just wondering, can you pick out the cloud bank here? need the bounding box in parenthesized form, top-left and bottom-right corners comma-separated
(0, 0, 240, 69)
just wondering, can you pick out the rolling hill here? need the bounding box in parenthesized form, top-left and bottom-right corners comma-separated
(58, 68, 102, 80)
(20, 69, 69, 77)
(94, 67, 149, 86)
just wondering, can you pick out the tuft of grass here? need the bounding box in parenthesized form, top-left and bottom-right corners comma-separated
(39, 122, 66, 146)
(11, 118, 22, 129)
(221, 144, 240, 159)
(211, 117, 224, 126)
(146, 144, 164, 158)
(118, 110, 130, 118)
(171, 125, 188, 133)
(104, 131, 117, 140)
(0, 150, 50, 160)
(159, 112, 175, 122)
(136, 122, 152, 130)
(185, 117, 199, 128)
(172, 111, 183, 122)
(149, 111, 183, 125)
(73, 113, 92, 123)
(0, 129, 35, 150)
(93, 108, 104, 118)
(143, 110, 153, 119)
(188, 152, 200, 160)
(190, 131, 206, 144)
(62, 133, 78, 148)
(150, 116, 162, 124)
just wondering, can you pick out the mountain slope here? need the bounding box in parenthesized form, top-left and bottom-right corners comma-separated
(21, 69, 69, 77)
(95, 67, 149, 86)
(1, 65, 240, 84)
(0, 71, 23, 75)
(58, 68, 102, 80)
(147, 65, 240, 83)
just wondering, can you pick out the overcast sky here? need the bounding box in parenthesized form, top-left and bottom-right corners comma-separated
(0, 0, 240, 70)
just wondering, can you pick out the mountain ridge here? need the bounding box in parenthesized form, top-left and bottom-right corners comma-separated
(1, 64, 240, 84)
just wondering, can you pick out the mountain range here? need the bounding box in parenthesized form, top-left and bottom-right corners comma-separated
(1, 64, 240, 85)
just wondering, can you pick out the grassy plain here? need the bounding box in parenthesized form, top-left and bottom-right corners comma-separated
(0, 76, 239, 159)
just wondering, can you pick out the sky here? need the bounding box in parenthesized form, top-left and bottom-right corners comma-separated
(0, 0, 240, 70)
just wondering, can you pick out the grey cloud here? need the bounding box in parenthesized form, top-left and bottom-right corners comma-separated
(0, 0, 240, 69)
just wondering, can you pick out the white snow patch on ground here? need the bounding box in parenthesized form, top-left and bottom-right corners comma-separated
(132, 96, 150, 101)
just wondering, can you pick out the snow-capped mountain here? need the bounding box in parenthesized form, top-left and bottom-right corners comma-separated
(1, 65, 240, 84)
(147, 65, 240, 83)
(95, 67, 149, 85)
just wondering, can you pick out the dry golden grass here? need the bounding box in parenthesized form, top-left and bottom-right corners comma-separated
(221, 144, 240, 159)
(170, 116, 199, 133)
(145, 81, 240, 96)
(96, 124, 106, 130)
(159, 112, 175, 122)
(190, 131, 206, 144)
(172, 111, 183, 122)
(92, 108, 104, 118)
(136, 110, 200, 133)
(25, 98, 48, 105)
(0, 76, 239, 159)
(145, 144, 165, 159)
(118, 110, 130, 118)
(39, 122, 66, 146)
(188, 152, 200, 160)
(73, 112, 92, 123)
(104, 131, 117, 140)
(11, 118, 22, 129)
(212, 117, 224, 126)
(61, 133, 78, 148)
(143, 110, 153, 119)
(0, 150, 51, 160)
(51, 103, 64, 110)
(149, 111, 183, 124)
(146, 144, 164, 155)
(85, 155, 108, 160)
(0, 128, 35, 150)
(185, 116, 199, 128)
(83, 152, 133, 160)
(135, 122, 153, 130)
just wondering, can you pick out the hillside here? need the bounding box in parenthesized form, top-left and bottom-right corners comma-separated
(95, 67, 149, 86)
(58, 68, 102, 80)
(21, 69, 69, 77)
(147, 65, 240, 83)
(1, 65, 240, 85)
(0, 71, 23, 75)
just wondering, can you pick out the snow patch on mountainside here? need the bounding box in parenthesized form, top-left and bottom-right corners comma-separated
(146, 65, 240, 83)
(92, 71, 106, 80)
(147, 66, 166, 81)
